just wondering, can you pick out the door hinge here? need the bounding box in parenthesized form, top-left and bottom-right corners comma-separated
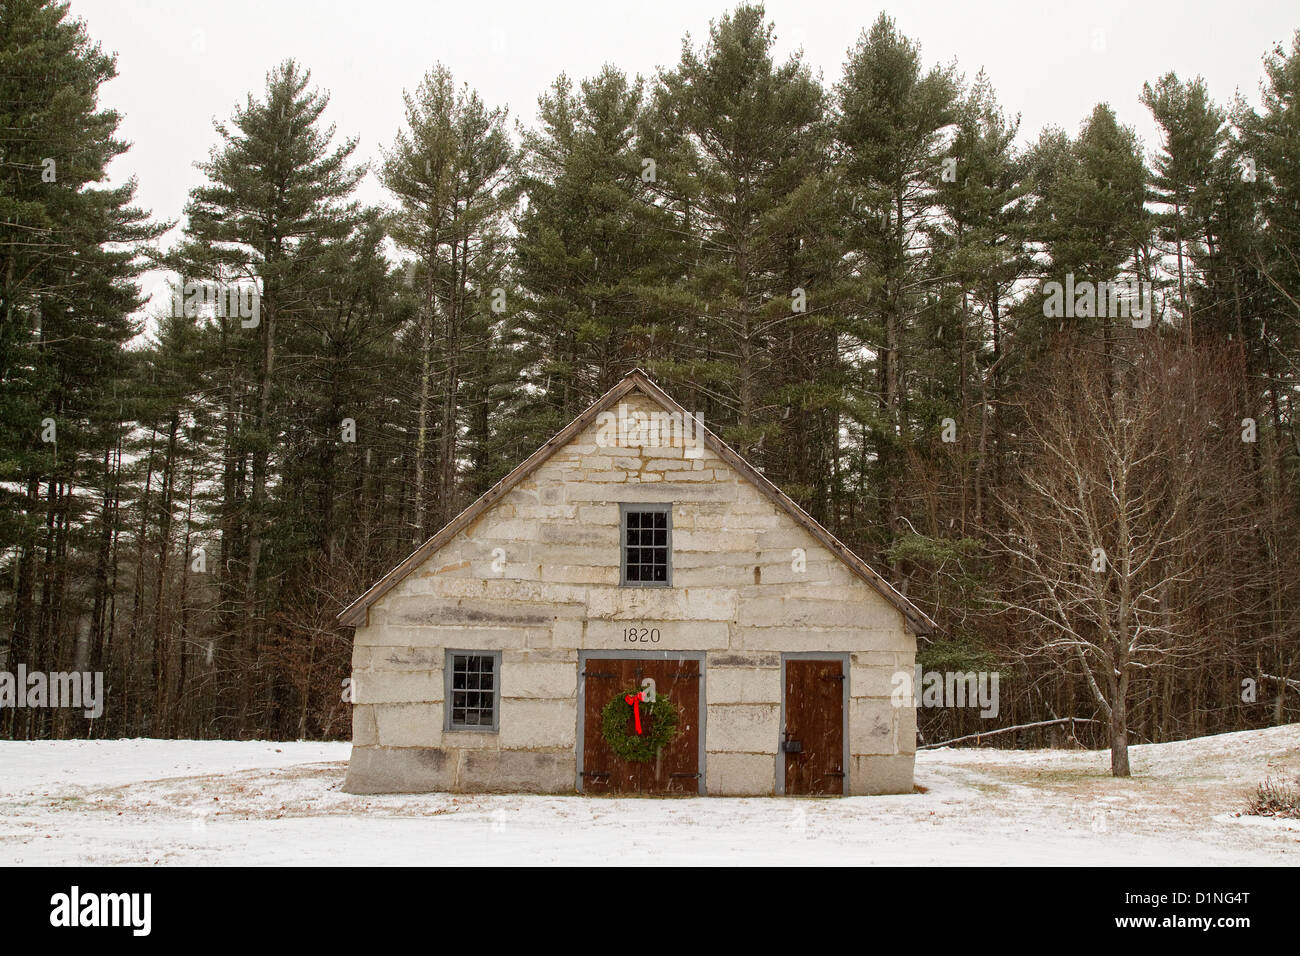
(822, 673, 845, 681)
(825, 771, 845, 778)
(581, 671, 616, 678)
(669, 772, 702, 779)
(580, 770, 610, 777)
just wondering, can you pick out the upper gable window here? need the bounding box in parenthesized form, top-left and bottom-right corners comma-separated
(621, 503, 672, 587)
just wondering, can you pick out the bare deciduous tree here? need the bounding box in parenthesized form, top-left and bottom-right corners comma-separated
(994, 337, 1254, 776)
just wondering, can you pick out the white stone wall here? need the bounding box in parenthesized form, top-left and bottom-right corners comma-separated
(346, 391, 917, 795)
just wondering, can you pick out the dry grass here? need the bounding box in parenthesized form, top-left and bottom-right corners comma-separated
(1244, 776, 1300, 819)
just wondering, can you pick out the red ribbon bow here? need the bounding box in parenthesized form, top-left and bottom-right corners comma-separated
(624, 691, 647, 735)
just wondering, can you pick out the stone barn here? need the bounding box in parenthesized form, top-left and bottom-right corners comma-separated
(338, 370, 934, 796)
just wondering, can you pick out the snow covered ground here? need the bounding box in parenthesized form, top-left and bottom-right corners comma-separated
(1, 726, 1296, 865)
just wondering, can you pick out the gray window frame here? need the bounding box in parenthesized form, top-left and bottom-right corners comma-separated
(444, 649, 502, 733)
(619, 502, 673, 587)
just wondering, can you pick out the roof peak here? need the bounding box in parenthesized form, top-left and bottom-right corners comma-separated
(337, 372, 935, 634)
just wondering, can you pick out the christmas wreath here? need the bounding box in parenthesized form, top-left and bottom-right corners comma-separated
(600, 689, 680, 762)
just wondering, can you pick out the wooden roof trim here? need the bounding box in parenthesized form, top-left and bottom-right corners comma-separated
(337, 369, 935, 634)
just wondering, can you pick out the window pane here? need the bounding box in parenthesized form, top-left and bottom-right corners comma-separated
(450, 653, 496, 728)
(623, 507, 670, 586)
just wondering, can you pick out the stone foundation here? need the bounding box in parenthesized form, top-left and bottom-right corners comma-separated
(847, 754, 916, 795)
(345, 746, 575, 794)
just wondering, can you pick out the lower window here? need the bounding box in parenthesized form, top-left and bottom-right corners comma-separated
(445, 650, 501, 732)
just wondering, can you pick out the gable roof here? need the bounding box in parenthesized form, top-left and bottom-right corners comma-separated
(337, 370, 936, 634)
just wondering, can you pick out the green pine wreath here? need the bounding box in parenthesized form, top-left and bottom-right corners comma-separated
(601, 689, 681, 762)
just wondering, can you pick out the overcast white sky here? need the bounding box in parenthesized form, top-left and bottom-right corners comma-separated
(72, 0, 1298, 306)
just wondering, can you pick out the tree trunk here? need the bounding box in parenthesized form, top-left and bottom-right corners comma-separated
(1110, 692, 1131, 777)
(242, 303, 276, 736)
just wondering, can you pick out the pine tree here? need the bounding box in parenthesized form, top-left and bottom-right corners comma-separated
(1234, 32, 1300, 725)
(515, 66, 689, 432)
(380, 66, 517, 539)
(1140, 73, 1226, 343)
(1023, 104, 1151, 393)
(648, 3, 829, 463)
(0, 0, 162, 736)
(833, 12, 959, 559)
(929, 71, 1030, 532)
(169, 59, 364, 734)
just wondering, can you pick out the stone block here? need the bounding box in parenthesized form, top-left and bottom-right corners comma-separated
(574, 483, 739, 504)
(895, 704, 918, 754)
(851, 650, 902, 669)
(577, 504, 619, 524)
(848, 754, 914, 795)
(644, 458, 695, 471)
(730, 625, 885, 653)
(374, 702, 442, 747)
(383, 597, 555, 629)
(849, 698, 896, 755)
(674, 529, 760, 553)
(707, 703, 779, 753)
(706, 752, 775, 795)
(540, 564, 619, 586)
(552, 619, 584, 647)
(850, 662, 902, 699)
(538, 524, 609, 547)
(501, 660, 577, 699)
(353, 669, 441, 704)
(586, 587, 736, 622)
(469, 518, 540, 541)
(737, 596, 893, 630)
(708, 667, 780, 704)
(498, 698, 576, 749)
(352, 704, 377, 746)
(503, 647, 578, 663)
(708, 652, 780, 668)
(457, 750, 575, 793)
(370, 646, 443, 671)
(343, 746, 455, 794)
(673, 565, 749, 588)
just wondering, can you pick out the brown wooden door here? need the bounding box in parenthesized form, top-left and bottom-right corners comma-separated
(581, 657, 700, 794)
(784, 658, 845, 795)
